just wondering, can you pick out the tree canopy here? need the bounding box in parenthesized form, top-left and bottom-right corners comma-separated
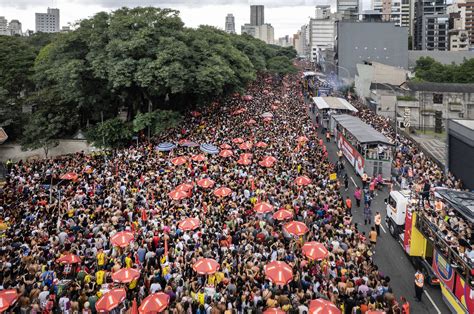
(414, 57, 474, 83)
(0, 6, 296, 148)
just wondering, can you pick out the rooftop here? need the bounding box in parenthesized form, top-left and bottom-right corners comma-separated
(452, 119, 474, 130)
(405, 81, 474, 93)
(331, 114, 393, 145)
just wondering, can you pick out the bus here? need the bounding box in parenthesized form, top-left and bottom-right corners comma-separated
(331, 114, 394, 181)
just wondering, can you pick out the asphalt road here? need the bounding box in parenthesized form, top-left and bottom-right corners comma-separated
(306, 109, 450, 313)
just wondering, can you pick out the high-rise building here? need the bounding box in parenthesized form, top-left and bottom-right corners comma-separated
(309, 6, 338, 62)
(414, 0, 448, 50)
(337, 0, 360, 20)
(0, 16, 8, 36)
(225, 14, 235, 34)
(458, 0, 474, 47)
(250, 5, 265, 26)
(35, 8, 60, 33)
(448, 0, 470, 50)
(8, 20, 22, 36)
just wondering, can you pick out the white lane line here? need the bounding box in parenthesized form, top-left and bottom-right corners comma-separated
(350, 176, 357, 187)
(425, 290, 441, 314)
(380, 224, 387, 233)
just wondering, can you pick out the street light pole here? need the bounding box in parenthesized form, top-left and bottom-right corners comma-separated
(378, 83, 398, 139)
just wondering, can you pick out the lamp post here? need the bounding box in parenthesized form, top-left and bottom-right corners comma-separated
(377, 82, 399, 139)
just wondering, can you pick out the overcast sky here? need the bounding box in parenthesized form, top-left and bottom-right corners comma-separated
(0, 0, 353, 38)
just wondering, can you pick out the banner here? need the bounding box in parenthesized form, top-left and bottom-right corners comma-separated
(337, 133, 364, 176)
(432, 249, 455, 291)
(403, 206, 413, 254)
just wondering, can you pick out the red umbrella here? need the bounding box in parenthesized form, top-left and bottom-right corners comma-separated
(264, 261, 293, 285)
(168, 189, 189, 201)
(219, 150, 234, 158)
(232, 137, 244, 144)
(214, 187, 232, 197)
(139, 293, 170, 314)
(190, 111, 201, 117)
(263, 156, 277, 163)
(110, 231, 134, 247)
(237, 158, 252, 165)
(0, 289, 19, 312)
(302, 242, 329, 261)
(254, 202, 274, 214)
(294, 176, 312, 186)
(239, 141, 253, 150)
(220, 143, 232, 149)
(246, 119, 257, 125)
(171, 156, 188, 166)
(197, 178, 215, 189)
(283, 221, 309, 236)
(255, 141, 268, 148)
(111, 268, 141, 283)
(175, 182, 194, 192)
(273, 209, 294, 221)
(308, 299, 341, 314)
(240, 153, 253, 160)
(193, 258, 220, 274)
(297, 136, 309, 142)
(60, 172, 78, 181)
(56, 254, 82, 264)
(95, 288, 127, 313)
(263, 117, 272, 123)
(259, 159, 275, 168)
(263, 308, 285, 314)
(178, 217, 200, 231)
(191, 154, 207, 162)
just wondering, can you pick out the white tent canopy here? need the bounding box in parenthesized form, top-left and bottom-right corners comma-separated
(312, 97, 358, 113)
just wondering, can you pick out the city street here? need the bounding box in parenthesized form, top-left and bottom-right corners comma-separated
(307, 109, 450, 313)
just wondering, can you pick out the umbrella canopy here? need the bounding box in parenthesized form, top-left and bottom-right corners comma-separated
(273, 209, 294, 221)
(168, 189, 189, 201)
(180, 140, 199, 147)
(156, 142, 176, 151)
(239, 141, 253, 150)
(219, 150, 234, 158)
(240, 153, 253, 160)
(178, 217, 200, 231)
(308, 299, 341, 314)
(264, 261, 293, 285)
(112, 268, 141, 283)
(190, 111, 201, 117)
(197, 178, 215, 189)
(175, 182, 194, 192)
(254, 202, 274, 214)
(263, 156, 277, 163)
(95, 288, 127, 313)
(263, 308, 285, 314)
(295, 176, 312, 186)
(191, 154, 207, 162)
(220, 143, 232, 150)
(110, 231, 134, 247)
(237, 158, 252, 165)
(214, 187, 232, 197)
(284, 221, 309, 236)
(232, 137, 244, 144)
(255, 141, 268, 148)
(56, 254, 82, 264)
(0, 289, 19, 313)
(246, 119, 257, 125)
(261, 112, 274, 118)
(259, 156, 277, 168)
(193, 258, 220, 275)
(200, 143, 219, 155)
(139, 293, 170, 314)
(302, 242, 329, 261)
(366, 311, 386, 314)
(243, 95, 253, 101)
(297, 136, 309, 142)
(60, 172, 79, 181)
(171, 156, 188, 166)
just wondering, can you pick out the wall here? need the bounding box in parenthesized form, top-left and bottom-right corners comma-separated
(408, 50, 474, 69)
(337, 21, 409, 79)
(0, 140, 97, 162)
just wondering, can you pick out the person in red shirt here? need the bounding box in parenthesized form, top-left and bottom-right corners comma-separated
(345, 196, 352, 215)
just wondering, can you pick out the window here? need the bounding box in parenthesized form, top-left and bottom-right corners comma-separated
(433, 93, 443, 104)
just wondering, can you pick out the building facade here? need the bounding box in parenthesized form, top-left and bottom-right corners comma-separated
(241, 23, 274, 44)
(414, 0, 448, 50)
(8, 20, 22, 36)
(457, 0, 474, 48)
(35, 8, 60, 33)
(337, 21, 408, 80)
(337, 0, 360, 20)
(309, 5, 337, 63)
(447, 119, 474, 189)
(0, 16, 8, 35)
(250, 5, 264, 26)
(225, 14, 235, 34)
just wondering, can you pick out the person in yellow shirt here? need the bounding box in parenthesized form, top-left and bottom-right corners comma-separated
(207, 274, 216, 286)
(96, 269, 106, 285)
(197, 288, 205, 305)
(129, 278, 138, 290)
(125, 255, 133, 268)
(97, 250, 106, 269)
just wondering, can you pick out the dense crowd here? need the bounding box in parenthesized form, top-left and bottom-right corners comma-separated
(0, 71, 408, 314)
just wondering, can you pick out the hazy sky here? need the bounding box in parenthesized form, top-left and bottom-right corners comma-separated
(0, 0, 350, 37)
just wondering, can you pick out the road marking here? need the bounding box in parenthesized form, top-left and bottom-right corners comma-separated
(350, 176, 357, 187)
(425, 290, 441, 314)
(380, 224, 387, 233)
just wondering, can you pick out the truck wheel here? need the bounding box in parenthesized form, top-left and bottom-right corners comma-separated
(388, 221, 396, 237)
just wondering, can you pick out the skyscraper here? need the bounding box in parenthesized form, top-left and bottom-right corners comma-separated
(337, 0, 360, 20)
(251, 5, 265, 26)
(0, 16, 8, 35)
(225, 14, 235, 34)
(414, 0, 448, 50)
(35, 8, 60, 33)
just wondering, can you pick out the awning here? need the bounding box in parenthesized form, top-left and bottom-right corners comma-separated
(312, 97, 358, 113)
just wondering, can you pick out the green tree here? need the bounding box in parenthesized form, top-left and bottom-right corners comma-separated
(267, 56, 297, 76)
(133, 110, 182, 135)
(86, 118, 132, 148)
